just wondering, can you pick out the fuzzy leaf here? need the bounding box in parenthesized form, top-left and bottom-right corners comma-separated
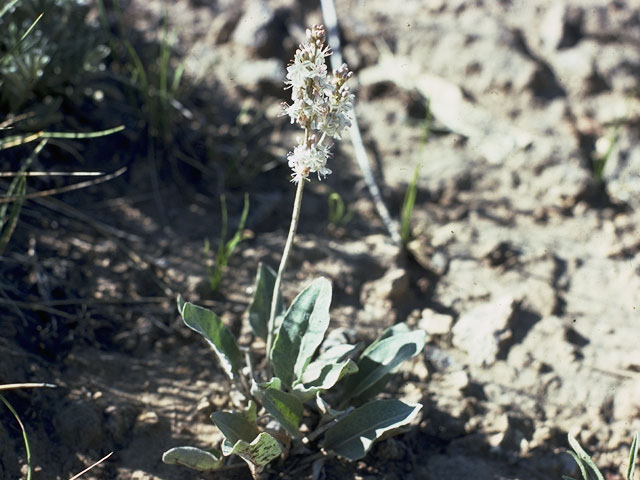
(211, 411, 259, 447)
(248, 263, 283, 339)
(342, 324, 426, 404)
(316, 343, 359, 363)
(270, 277, 332, 387)
(242, 401, 258, 424)
(294, 359, 358, 401)
(254, 377, 282, 392)
(315, 393, 346, 420)
(323, 399, 422, 460)
(162, 446, 222, 471)
(178, 298, 244, 381)
(256, 387, 304, 438)
(224, 431, 282, 467)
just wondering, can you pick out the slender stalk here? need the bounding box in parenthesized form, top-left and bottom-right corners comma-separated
(265, 177, 306, 358)
(0, 393, 32, 480)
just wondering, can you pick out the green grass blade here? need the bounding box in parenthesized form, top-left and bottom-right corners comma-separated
(0, 393, 32, 480)
(627, 432, 638, 480)
(18, 12, 43, 43)
(208, 195, 228, 291)
(0, 174, 26, 255)
(159, 6, 170, 103)
(400, 100, 431, 245)
(223, 193, 250, 257)
(0, 126, 125, 150)
(124, 40, 149, 92)
(208, 194, 249, 292)
(566, 450, 590, 480)
(171, 62, 185, 94)
(400, 165, 419, 245)
(328, 192, 344, 226)
(568, 433, 605, 480)
(0, 139, 46, 255)
(0, 0, 20, 20)
(0, 11, 43, 67)
(41, 125, 126, 140)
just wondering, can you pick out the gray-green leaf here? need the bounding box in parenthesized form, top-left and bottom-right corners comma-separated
(162, 446, 222, 471)
(224, 431, 282, 467)
(256, 387, 304, 438)
(270, 277, 332, 387)
(178, 297, 244, 381)
(342, 324, 426, 404)
(248, 263, 282, 339)
(322, 399, 422, 460)
(294, 359, 358, 401)
(211, 411, 259, 447)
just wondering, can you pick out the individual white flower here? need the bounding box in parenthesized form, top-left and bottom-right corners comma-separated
(287, 142, 332, 183)
(286, 60, 312, 90)
(282, 99, 303, 124)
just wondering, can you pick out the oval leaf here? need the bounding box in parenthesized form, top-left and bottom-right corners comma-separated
(248, 263, 282, 339)
(179, 301, 244, 381)
(294, 359, 358, 401)
(227, 431, 282, 467)
(270, 277, 332, 387)
(211, 411, 260, 446)
(342, 324, 426, 404)
(322, 399, 422, 460)
(257, 387, 304, 438)
(162, 446, 222, 471)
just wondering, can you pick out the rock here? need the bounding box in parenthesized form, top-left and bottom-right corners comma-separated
(536, 161, 594, 209)
(364, 234, 404, 269)
(452, 295, 517, 366)
(54, 401, 103, 450)
(603, 135, 640, 209)
(134, 410, 160, 434)
(235, 58, 285, 92)
(548, 40, 603, 96)
(482, 240, 521, 269)
(538, 3, 583, 52)
(408, 237, 450, 275)
(509, 316, 575, 367)
(425, 346, 465, 373)
(359, 266, 411, 325)
(431, 224, 457, 248)
(441, 370, 469, 391)
(104, 404, 138, 444)
(612, 379, 640, 421)
(130, 470, 153, 480)
(231, 0, 277, 57)
(581, 3, 640, 41)
(488, 414, 534, 454)
(360, 267, 410, 306)
(419, 309, 454, 335)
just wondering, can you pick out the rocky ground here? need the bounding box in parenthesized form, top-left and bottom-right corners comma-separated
(1, 0, 639, 479)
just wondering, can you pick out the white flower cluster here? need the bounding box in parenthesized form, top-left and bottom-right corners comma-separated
(283, 25, 354, 183)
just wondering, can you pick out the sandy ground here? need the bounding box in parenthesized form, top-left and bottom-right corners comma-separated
(1, 0, 639, 478)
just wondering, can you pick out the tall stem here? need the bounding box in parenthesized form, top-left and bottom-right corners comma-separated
(266, 177, 306, 358)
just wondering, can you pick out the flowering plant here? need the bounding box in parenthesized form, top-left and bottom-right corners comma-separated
(283, 25, 354, 183)
(162, 25, 425, 477)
